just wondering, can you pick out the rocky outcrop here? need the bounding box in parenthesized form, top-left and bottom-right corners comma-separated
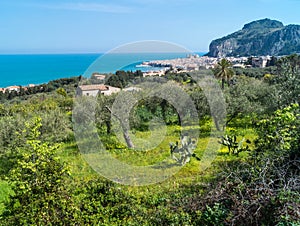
(207, 18, 300, 57)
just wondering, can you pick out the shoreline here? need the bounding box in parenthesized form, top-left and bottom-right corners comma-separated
(0, 53, 273, 89)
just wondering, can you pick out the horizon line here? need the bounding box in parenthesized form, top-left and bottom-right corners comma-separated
(0, 51, 208, 55)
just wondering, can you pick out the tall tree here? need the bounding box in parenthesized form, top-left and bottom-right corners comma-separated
(213, 58, 234, 89)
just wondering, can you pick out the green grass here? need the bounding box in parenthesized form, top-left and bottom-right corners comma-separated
(58, 142, 98, 179)
(59, 121, 256, 189)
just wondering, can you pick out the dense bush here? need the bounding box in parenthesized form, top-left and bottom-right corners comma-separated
(180, 104, 300, 225)
(105, 70, 143, 88)
(0, 118, 77, 225)
(234, 66, 277, 79)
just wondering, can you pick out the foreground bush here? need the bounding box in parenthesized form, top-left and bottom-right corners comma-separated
(180, 104, 300, 225)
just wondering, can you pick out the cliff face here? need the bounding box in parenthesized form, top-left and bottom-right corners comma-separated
(207, 19, 300, 57)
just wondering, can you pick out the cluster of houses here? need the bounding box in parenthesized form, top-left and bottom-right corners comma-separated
(0, 84, 36, 93)
(77, 73, 142, 97)
(76, 84, 142, 97)
(140, 55, 273, 76)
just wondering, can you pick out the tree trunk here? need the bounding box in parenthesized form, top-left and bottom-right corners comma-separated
(177, 112, 181, 126)
(161, 99, 167, 122)
(212, 115, 221, 131)
(105, 121, 111, 134)
(221, 78, 225, 90)
(105, 106, 134, 149)
(122, 126, 134, 149)
(224, 113, 239, 130)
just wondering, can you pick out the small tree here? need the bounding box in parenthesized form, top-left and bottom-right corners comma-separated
(56, 87, 67, 97)
(1, 117, 76, 225)
(271, 54, 300, 107)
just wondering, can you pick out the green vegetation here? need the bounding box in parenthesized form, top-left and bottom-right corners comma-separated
(0, 55, 299, 225)
(106, 70, 143, 88)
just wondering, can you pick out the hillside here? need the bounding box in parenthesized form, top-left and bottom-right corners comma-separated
(0, 59, 300, 224)
(207, 18, 300, 57)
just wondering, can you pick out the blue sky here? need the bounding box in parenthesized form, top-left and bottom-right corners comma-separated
(1, 0, 300, 53)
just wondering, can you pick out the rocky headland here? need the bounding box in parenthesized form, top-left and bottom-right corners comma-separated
(206, 18, 300, 57)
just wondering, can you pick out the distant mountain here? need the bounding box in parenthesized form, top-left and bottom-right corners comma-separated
(206, 18, 300, 57)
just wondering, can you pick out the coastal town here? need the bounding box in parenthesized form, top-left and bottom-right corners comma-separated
(142, 54, 273, 76)
(0, 54, 274, 94)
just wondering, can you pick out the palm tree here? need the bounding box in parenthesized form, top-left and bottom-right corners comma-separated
(213, 58, 234, 89)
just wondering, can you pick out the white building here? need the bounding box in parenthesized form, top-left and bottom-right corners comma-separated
(6, 86, 20, 92)
(92, 73, 106, 81)
(76, 84, 120, 97)
(252, 56, 271, 68)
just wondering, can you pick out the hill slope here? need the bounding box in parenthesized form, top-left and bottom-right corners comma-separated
(207, 18, 300, 57)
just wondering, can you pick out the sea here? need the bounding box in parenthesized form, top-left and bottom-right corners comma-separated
(0, 52, 205, 87)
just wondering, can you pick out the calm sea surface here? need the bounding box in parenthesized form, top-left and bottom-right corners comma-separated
(0, 52, 205, 87)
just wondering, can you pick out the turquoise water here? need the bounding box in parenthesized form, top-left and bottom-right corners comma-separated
(0, 54, 99, 87)
(0, 52, 205, 87)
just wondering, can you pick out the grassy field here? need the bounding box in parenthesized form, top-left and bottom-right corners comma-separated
(59, 119, 257, 188)
(0, 118, 258, 216)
